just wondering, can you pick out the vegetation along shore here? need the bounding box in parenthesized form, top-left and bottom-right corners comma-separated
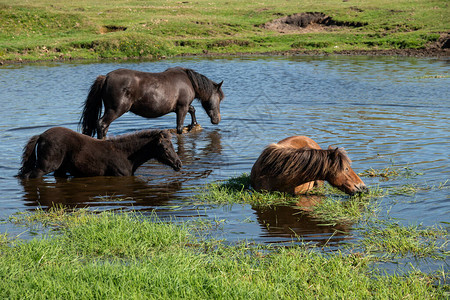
(1, 208, 448, 299)
(1, 0, 449, 64)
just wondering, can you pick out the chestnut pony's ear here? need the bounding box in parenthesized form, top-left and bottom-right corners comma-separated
(327, 147, 341, 162)
(217, 81, 223, 90)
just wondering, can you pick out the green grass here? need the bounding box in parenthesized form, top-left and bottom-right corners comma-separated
(361, 221, 448, 260)
(193, 170, 448, 227)
(1, 210, 447, 299)
(359, 165, 424, 180)
(0, 0, 448, 62)
(193, 173, 302, 207)
(193, 173, 384, 225)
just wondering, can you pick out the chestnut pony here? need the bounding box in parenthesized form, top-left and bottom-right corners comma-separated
(80, 67, 225, 139)
(250, 136, 367, 195)
(18, 127, 182, 179)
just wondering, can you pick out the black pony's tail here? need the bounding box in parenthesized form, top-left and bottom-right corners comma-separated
(17, 135, 40, 179)
(79, 75, 106, 137)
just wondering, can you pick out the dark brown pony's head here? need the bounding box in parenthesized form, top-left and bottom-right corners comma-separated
(185, 68, 224, 125)
(153, 130, 182, 171)
(324, 147, 367, 195)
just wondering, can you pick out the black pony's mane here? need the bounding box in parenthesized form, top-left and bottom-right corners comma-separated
(258, 144, 351, 180)
(183, 68, 223, 101)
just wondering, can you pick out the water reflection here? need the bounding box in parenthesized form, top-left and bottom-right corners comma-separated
(175, 129, 223, 166)
(19, 176, 180, 209)
(253, 196, 352, 245)
(18, 129, 225, 210)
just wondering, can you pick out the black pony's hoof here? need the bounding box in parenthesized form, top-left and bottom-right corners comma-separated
(170, 124, 202, 134)
(187, 123, 202, 132)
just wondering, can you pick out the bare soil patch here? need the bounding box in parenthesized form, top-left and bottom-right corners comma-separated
(437, 33, 449, 49)
(263, 12, 366, 33)
(99, 25, 127, 34)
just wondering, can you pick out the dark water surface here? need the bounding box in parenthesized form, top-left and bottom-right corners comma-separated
(0, 56, 448, 266)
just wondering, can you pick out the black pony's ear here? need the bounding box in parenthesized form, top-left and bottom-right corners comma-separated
(159, 130, 171, 139)
(217, 81, 223, 89)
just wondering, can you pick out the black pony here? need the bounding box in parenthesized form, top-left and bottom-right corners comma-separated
(18, 127, 182, 178)
(80, 67, 225, 138)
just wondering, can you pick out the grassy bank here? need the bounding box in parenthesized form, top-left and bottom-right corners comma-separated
(1, 0, 448, 63)
(1, 210, 447, 299)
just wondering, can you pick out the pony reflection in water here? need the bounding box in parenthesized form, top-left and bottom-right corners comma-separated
(250, 136, 367, 196)
(80, 67, 225, 139)
(18, 127, 182, 179)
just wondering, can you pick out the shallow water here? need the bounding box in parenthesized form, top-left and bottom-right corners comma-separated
(0, 56, 448, 265)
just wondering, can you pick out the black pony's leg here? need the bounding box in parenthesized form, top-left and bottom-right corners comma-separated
(97, 108, 124, 139)
(54, 168, 68, 178)
(28, 168, 47, 178)
(187, 105, 198, 130)
(97, 90, 132, 139)
(96, 118, 108, 140)
(176, 107, 188, 134)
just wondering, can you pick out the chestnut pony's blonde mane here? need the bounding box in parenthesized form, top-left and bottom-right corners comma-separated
(257, 143, 351, 179)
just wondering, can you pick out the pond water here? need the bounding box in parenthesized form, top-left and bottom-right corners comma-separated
(0, 56, 448, 265)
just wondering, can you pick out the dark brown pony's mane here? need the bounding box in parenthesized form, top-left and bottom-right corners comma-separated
(106, 129, 166, 150)
(184, 68, 222, 101)
(258, 144, 351, 180)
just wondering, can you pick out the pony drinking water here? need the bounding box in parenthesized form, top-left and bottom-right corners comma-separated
(80, 67, 225, 139)
(250, 136, 367, 195)
(18, 127, 182, 178)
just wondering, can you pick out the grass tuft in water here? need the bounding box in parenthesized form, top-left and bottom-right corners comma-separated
(9, 205, 93, 230)
(361, 222, 449, 260)
(414, 75, 450, 79)
(194, 174, 385, 225)
(359, 165, 423, 180)
(305, 195, 380, 226)
(194, 173, 301, 207)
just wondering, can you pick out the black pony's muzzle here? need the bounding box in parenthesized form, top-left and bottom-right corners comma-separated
(210, 115, 221, 124)
(173, 160, 182, 171)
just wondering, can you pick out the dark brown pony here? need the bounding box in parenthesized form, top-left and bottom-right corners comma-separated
(250, 136, 367, 195)
(18, 127, 182, 179)
(80, 67, 225, 139)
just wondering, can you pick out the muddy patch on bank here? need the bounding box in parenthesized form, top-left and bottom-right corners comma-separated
(263, 12, 366, 33)
(99, 25, 127, 34)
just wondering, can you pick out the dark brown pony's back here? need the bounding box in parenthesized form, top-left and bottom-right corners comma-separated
(18, 127, 182, 179)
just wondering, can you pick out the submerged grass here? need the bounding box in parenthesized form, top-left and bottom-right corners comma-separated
(361, 222, 449, 260)
(193, 173, 450, 262)
(194, 172, 448, 227)
(1, 210, 447, 299)
(193, 173, 383, 225)
(359, 165, 424, 180)
(194, 173, 300, 207)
